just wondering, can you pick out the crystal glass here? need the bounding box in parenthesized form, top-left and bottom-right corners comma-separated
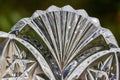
(0, 5, 119, 80)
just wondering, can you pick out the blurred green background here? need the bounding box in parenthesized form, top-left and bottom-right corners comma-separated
(0, 0, 120, 45)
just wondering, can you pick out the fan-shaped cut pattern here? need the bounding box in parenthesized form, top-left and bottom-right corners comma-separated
(0, 5, 120, 80)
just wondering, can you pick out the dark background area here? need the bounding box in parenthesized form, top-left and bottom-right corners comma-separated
(0, 0, 120, 45)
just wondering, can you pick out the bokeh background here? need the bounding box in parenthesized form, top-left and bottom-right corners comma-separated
(0, 0, 120, 45)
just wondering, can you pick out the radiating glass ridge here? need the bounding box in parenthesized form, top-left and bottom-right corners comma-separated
(0, 5, 120, 80)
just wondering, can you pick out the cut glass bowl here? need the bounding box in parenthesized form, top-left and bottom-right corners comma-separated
(0, 5, 119, 80)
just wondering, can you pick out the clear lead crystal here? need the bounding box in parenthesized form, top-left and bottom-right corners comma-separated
(0, 5, 120, 80)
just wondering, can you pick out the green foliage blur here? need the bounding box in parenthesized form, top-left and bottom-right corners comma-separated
(0, 0, 120, 45)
